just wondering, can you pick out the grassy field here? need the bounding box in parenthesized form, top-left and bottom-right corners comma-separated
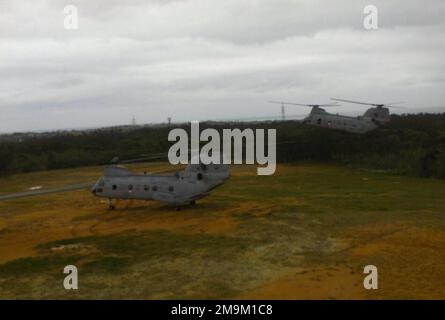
(0, 163, 444, 299)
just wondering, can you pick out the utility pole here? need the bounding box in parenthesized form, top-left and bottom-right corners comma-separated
(281, 103, 285, 121)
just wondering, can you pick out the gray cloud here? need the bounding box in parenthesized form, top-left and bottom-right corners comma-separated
(0, 0, 444, 132)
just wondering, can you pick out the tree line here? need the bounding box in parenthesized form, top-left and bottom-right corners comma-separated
(1, 113, 445, 178)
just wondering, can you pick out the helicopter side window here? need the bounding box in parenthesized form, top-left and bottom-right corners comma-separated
(168, 186, 174, 192)
(128, 185, 133, 191)
(112, 184, 117, 190)
(144, 185, 149, 191)
(152, 185, 158, 191)
(317, 118, 322, 125)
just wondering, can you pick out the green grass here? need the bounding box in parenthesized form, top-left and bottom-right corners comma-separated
(0, 163, 444, 299)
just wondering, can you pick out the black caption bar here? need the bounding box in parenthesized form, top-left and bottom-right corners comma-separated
(1, 300, 441, 319)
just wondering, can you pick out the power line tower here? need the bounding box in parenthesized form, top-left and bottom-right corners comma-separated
(131, 116, 136, 126)
(167, 117, 172, 126)
(281, 103, 286, 121)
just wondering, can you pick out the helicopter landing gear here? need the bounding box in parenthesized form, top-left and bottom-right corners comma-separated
(108, 198, 115, 210)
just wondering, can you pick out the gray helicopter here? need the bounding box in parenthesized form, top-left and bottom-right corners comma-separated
(270, 98, 405, 133)
(0, 157, 230, 210)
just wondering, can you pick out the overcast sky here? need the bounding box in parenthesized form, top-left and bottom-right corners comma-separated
(1, 0, 444, 133)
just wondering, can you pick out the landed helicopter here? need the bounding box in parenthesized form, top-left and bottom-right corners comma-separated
(0, 155, 230, 210)
(270, 98, 406, 133)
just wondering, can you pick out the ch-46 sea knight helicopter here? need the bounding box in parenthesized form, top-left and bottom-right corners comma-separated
(270, 98, 406, 133)
(0, 154, 230, 210)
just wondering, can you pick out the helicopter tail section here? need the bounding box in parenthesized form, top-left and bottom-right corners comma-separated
(362, 107, 390, 123)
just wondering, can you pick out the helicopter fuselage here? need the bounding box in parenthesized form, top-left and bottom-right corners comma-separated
(302, 106, 389, 133)
(91, 163, 230, 206)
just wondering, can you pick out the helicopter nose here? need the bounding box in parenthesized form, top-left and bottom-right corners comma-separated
(90, 180, 99, 195)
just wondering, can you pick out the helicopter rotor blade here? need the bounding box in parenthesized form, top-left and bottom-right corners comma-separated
(385, 102, 407, 109)
(385, 101, 405, 106)
(331, 98, 377, 106)
(106, 152, 170, 165)
(332, 98, 407, 109)
(140, 152, 169, 157)
(269, 101, 339, 107)
(207, 113, 308, 122)
(314, 104, 340, 107)
(386, 105, 407, 109)
(269, 101, 311, 107)
(0, 183, 93, 201)
(119, 155, 168, 164)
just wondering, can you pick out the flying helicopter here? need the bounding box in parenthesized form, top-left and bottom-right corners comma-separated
(269, 98, 406, 133)
(0, 154, 230, 210)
